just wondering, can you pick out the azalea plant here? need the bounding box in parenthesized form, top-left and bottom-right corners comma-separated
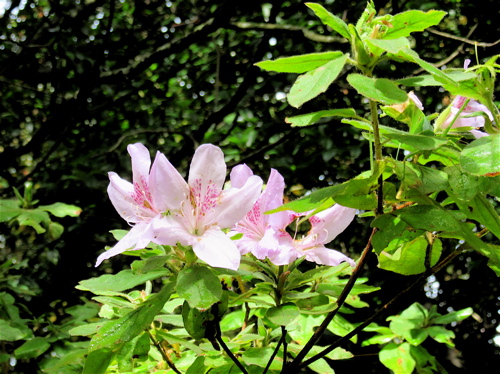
(68, 2, 499, 374)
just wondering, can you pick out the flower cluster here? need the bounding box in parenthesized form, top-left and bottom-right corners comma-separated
(230, 165, 356, 267)
(98, 143, 356, 270)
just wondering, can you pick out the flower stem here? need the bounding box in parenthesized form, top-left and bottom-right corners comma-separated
(369, 98, 384, 216)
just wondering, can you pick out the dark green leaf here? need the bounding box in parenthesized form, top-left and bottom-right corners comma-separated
(83, 348, 114, 374)
(88, 281, 175, 352)
(347, 74, 408, 105)
(266, 303, 299, 326)
(177, 265, 222, 309)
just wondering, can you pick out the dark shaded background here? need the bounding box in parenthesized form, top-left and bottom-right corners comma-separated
(1, 0, 499, 372)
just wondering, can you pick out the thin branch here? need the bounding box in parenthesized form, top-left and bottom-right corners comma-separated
(263, 326, 287, 374)
(294, 247, 465, 371)
(285, 227, 377, 372)
(231, 22, 347, 44)
(215, 333, 249, 374)
(149, 331, 182, 374)
(412, 24, 477, 75)
(427, 26, 500, 48)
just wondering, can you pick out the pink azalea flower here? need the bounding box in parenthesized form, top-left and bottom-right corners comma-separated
(97, 143, 262, 271)
(229, 165, 296, 265)
(96, 143, 185, 266)
(287, 205, 356, 267)
(151, 145, 263, 270)
(230, 167, 356, 267)
(439, 59, 494, 138)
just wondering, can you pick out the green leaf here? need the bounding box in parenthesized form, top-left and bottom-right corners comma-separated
(76, 269, 170, 294)
(177, 265, 222, 309)
(186, 356, 208, 374)
(305, 3, 350, 39)
(394, 161, 449, 195)
(156, 330, 204, 355)
(382, 10, 446, 39)
(38, 202, 82, 217)
(397, 71, 476, 87)
(371, 214, 408, 252)
(48, 221, 64, 240)
(266, 303, 299, 326)
(378, 235, 442, 275)
(0, 320, 27, 341)
(427, 325, 455, 347)
(69, 322, 108, 337)
(241, 347, 277, 368)
(131, 256, 169, 274)
(396, 49, 457, 86)
(16, 210, 50, 233)
(367, 37, 410, 54)
(432, 307, 473, 324)
(255, 51, 343, 73)
(347, 74, 408, 105)
(116, 333, 143, 372)
(395, 205, 461, 232)
(445, 166, 481, 202)
(383, 133, 449, 151)
(182, 300, 212, 340)
(268, 171, 379, 214)
(380, 342, 416, 374)
(88, 281, 175, 352)
(285, 108, 361, 127)
(460, 133, 500, 176)
(409, 345, 439, 372)
(83, 348, 114, 374)
(288, 54, 348, 108)
(0, 200, 22, 222)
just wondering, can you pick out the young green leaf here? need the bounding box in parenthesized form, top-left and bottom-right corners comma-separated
(285, 108, 361, 127)
(305, 3, 350, 39)
(255, 51, 343, 73)
(382, 10, 446, 39)
(38, 202, 82, 217)
(288, 53, 348, 108)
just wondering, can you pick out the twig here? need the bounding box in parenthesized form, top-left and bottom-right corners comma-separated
(294, 247, 465, 371)
(149, 331, 182, 374)
(262, 326, 287, 374)
(427, 26, 500, 47)
(412, 25, 478, 75)
(215, 323, 249, 374)
(231, 22, 347, 44)
(285, 227, 377, 372)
